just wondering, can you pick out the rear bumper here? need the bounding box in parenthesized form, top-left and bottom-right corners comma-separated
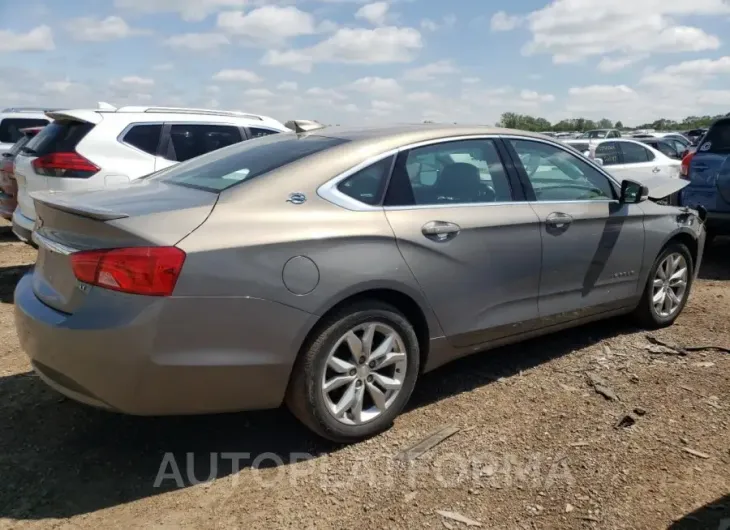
(11, 209, 34, 243)
(14, 273, 317, 415)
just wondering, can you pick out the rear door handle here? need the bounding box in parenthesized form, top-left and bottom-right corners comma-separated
(422, 221, 460, 241)
(652, 167, 661, 173)
(545, 212, 573, 229)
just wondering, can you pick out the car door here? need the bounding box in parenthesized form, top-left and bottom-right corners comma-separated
(612, 141, 663, 182)
(383, 137, 543, 348)
(505, 137, 645, 322)
(154, 123, 245, 171)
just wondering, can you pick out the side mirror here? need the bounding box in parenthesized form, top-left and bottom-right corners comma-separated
(594, 157, 604, 166)
(620, 179, 649, 204)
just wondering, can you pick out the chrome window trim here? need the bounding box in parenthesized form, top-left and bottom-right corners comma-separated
(318, 133, 626, 212)
(32, 231, 78, 256)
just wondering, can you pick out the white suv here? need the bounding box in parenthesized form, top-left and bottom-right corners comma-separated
(12, 105, 292, 243)
(0, 107, 51, 154)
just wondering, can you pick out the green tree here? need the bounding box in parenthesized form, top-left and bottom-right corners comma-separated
(615, 121, 624, 129)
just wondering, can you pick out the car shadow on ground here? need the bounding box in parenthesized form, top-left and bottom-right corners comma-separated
(699, 236, 729, 281)
(667, 493, 730, 529)
(0, 245, 726, 521)
(0, 264, 31, 304)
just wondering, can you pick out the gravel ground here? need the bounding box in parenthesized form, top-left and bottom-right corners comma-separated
(0, 227, 727, 530)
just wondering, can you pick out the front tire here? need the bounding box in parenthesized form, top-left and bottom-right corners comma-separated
(633, 242, 694, 329)
(286, 300, 420, 443)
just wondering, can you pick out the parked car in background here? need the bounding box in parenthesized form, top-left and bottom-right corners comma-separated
(0, 126, 44, 220)
(15, 124, 704, 443)
(684, 129, 708, 146)
(0, 108, 51, 154)
(11, 104, 293, 243)
(637, 137, 688, 160)
(578, 129, 622, 139)
(680, 116, 730, 244)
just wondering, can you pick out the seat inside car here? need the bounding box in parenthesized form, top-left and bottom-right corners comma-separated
(433, 162, 495, 203)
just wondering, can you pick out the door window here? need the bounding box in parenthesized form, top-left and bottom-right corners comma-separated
(620, 142, 655, 163)
(165, 124, 243, 162)
(509, 139, 616, 202)
(594, 142, 621, 166)
(249, 127, 279, 138)
(122, 124, 162, 155)
(655, 141, 678, 159)
(385, 139, 512, 206)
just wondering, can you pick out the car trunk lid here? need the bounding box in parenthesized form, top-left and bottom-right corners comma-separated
(30, 180, 217, 314)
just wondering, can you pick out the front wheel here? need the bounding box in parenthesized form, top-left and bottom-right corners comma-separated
(633, 243, 694, 329)
(286, 301, 420, 443)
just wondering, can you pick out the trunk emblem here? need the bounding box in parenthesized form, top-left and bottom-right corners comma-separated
(286, 193, 307, 205)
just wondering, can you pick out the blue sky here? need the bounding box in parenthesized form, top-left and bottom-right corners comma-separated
(1, 0, 729, 126)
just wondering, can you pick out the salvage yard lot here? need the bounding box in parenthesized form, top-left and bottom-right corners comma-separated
(0, 227, 727, 530)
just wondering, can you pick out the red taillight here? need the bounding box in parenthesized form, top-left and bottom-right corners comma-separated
(680, 151, 695, 179)
(70, 247, 186, 296)
(1, 160, 12, 175)
(32, 152, 99, 178)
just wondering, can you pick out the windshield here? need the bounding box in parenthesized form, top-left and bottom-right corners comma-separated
(147, 133, 349, 192)
(579, 130, 607, 139)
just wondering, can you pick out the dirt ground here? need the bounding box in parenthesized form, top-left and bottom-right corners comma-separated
(0, 226, 727, 530)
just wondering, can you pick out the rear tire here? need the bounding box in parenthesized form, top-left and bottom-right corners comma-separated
(633, 242, 694, 329)
(286, 300, 420, 443)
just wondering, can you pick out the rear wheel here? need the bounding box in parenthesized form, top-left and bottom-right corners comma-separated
(633, 243, 693, 328)
(286, 301, 420, 443)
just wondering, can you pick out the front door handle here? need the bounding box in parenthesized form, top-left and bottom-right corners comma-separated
(545, 212, 573, 229)
(652, 167, 661, 173)
(422, 221, 460, 241)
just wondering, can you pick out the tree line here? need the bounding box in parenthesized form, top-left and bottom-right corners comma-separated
(495, 112, 729, 133)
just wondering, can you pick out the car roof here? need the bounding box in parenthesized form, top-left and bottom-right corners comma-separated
(312, 123, 550, 151)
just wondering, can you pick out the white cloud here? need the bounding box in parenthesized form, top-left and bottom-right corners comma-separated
(520, 89, 555, 102)
(277, 81, 298, 91)
(244, 88, 274, 98)
(403, 60, 459, 81)
(164, 33, 229, 51)
(355, 2, 389, 26)
(262, 26, 422, 72)
(420, 14, 457, 32)
(490, 11, 523, 31)
(461, 77, 480, 84)
(0, 25, 54, 52)
(153, 63, 174, 71)
(597, 55, 647, 73)
(520, 0, 728, 63)
(306, 87, 347, 101)
(371, 99, 403, 115)
(346, 76, 402, 97)
(217, 7, 319, 46)
(119, 76, 156, 88)
(212, 69, 263, 83)
(114, 0, 247, 22)
(640, 55, 730, 87)
(67, 16, 142, 42)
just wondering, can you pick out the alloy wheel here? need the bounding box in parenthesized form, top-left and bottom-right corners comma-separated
(652, 252, 689, 318)
(321, 322, 408, 426)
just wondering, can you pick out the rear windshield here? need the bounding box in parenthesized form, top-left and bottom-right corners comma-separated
(147, 133, 349, 192)
(6, 135, 32, 156)
(24, 120, 94, 156)
(0, 118, 49, 144)
(700, 119, 730, 154)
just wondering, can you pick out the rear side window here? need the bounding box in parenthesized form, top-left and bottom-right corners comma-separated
(249, 127, 279, 138)
(24, 120, 94, 156)
(620, 142, 654, 163)
(700, 119, 730, 154)
(165, 124, 243, 162)
(655, 142, 678, 159)
(148, 134, 348, 192)
(0, 118, 49, 144)
(122, 124, 162, 155)
(594, 142, 621, 166)
(337, 156, 394, 205)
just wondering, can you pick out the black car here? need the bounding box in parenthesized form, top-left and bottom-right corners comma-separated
(637, 137, 688, 160)
(684, 128, 708, 146)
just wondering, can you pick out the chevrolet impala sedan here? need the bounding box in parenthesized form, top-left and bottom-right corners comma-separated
(15, 125, 706, 442)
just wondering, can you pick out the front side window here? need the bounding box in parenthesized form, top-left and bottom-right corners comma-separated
(337, 156, 393, 205)
(509, 139, 616, 202)
(620, 142, 654, 163)
(385, 139, 512, 206)
(166, 124, 243, 162)
(148, 133, 348, 192)
(594, 142, 621, 166)
(0, 118, 49, 144)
